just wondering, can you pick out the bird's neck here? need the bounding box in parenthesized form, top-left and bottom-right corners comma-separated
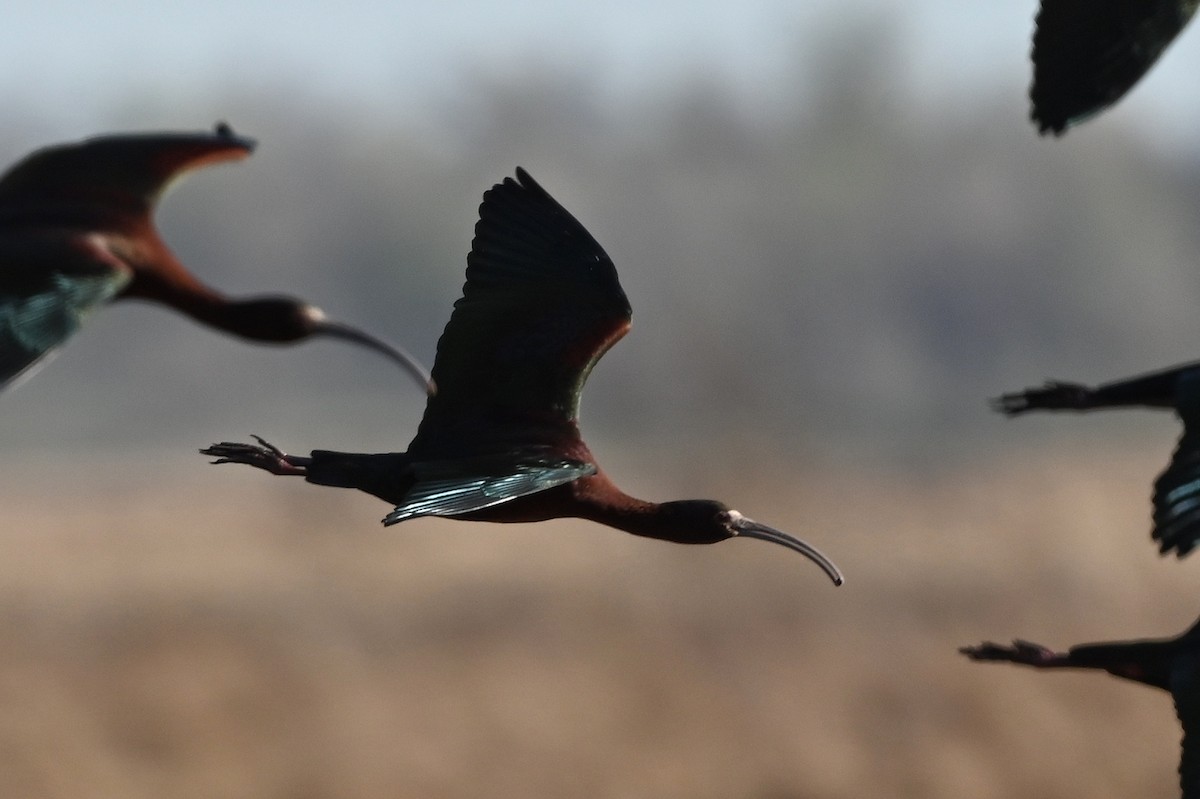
(571, 474, 666, 539)
(126, 265, 236, 328)
(115, 235, 245, 333)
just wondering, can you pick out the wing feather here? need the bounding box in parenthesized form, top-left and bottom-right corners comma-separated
(409, 168, 632, 457)
(383, 458, 596, 524)
(1153, 383, 1200, 556)
(0, 235, 129, 390)
(0, 126, 254, 213)
(1031, 0, 1200, 134)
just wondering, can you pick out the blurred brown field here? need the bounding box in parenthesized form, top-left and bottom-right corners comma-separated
(0, 442, 1194, 799)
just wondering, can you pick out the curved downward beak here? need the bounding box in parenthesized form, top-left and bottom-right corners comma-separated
(312, 320, 436, 396)
(733, 517, 844, 586)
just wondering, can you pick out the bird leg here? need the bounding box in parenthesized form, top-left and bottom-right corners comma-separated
(990, 381, 1096, 415)
(992, 365, 1186, 415)
(959, 639, 1072, 668)
(200, 435, 311, 476)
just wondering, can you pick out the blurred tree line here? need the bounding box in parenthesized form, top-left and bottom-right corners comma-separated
(3, 21, 1199, 471)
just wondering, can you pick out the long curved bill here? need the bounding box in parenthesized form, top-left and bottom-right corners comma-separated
(312, 319, 436, 396)
(733, 516, 844, 586)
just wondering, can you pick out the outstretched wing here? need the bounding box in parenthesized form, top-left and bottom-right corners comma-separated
(1030, 0, 1200, 134)
(0, 234, 130, 390)
(408, 168, 632, 457)
(0, 123, 255, 216)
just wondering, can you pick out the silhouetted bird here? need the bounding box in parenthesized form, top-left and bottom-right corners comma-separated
(202, 168, 842, 584)
(994, 363, 1200, 557)
(961, 620, 1200, 798)
(0, 123, 431, 392)
(1030, 0, 1199, 134)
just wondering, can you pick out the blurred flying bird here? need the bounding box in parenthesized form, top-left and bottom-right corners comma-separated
(1030, 0, 1199, 135)
(202, 168, 842, 585)
(994, 364, 1200, 557)
(961, 621, 1200, 798)
(0, 123, 432, 393)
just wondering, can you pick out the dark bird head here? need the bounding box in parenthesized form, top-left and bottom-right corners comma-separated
(222, 297, 434, 394)
(0, 123, 256, 216)
(656, 500, 843, 586)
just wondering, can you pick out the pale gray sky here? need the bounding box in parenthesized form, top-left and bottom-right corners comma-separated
(0, 2, 1015, 98)
(8, 0, 1197, 146)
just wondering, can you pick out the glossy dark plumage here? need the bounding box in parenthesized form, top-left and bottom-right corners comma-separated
(962, 618, 1200, 798)
(0, 123, 431, 393)
(1030, 0, 1200, 134)
(203, 169, 842, 584)
(994, 363, 1200, 557)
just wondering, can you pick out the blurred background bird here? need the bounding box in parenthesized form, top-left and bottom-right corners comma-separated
(0, 123, 431, 394)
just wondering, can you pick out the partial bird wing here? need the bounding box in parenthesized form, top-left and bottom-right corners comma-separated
(1178, 699, 1200, 799)
(1172, 653, 1200, 799)
(0, 124, 255, 215)
(1152, 379, 1200, 556)
(0, 233, 131, 390)
(407, 168, 632, 457)
(1072, 634, 1200, 797)
(383, 455, 596, 524)
(1030, 0, 1200, 134)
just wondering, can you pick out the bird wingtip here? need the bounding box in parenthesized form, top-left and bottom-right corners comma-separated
(213, 120, 257, 153)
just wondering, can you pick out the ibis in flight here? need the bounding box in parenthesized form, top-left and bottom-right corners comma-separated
(0, 123, 432, 393)
(202, 168, 843, 585)
(961, 620, 1200, 798)
(994, 363, 1200, 557)
(1029, 0, 1198, 135)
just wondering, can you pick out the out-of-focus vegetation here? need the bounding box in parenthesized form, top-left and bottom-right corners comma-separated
(2, 18, 1200, 799)
(2, 22, 1199, 466)
(0, 449, 1194, 799)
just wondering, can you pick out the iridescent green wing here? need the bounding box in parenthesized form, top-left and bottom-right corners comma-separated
(0, 234, 130, 390)
(1152, 373, 1200, 556)
(383, 454, 596, 524)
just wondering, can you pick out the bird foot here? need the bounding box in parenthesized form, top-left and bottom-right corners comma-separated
(959, 639, 1065, 667)
(989, 381, 1093, 415)
(200, 435, 310, 476)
